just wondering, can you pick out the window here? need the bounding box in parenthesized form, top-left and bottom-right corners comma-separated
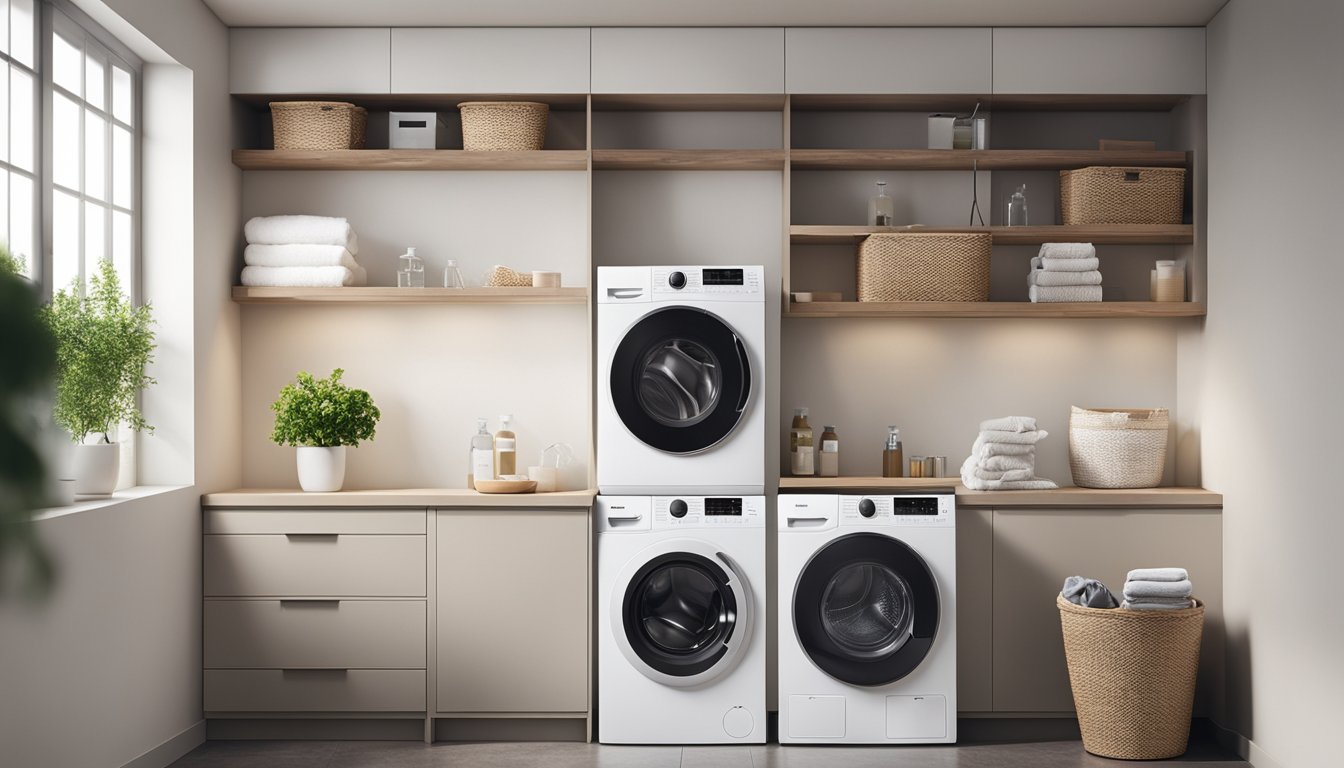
(0, 0, 38, 278)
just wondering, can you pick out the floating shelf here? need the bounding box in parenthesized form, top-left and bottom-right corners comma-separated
(232, 149, 589, 172)
(592, 149, 785, 171)
(789, 224, 1193, 246)
(777, 478, 1222, 509)
(233, 93, 591, 110)
(787, 94, 1189, 113)
(784, 301, 1206, 319)
(789, 149, 1189, 171)
(780, 477, 960, 491)
(232, 286, 589, 305)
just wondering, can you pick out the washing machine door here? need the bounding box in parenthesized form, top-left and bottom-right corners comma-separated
(792, 532, 940, 687)
(610, 306, 752, 455)
(613, 538, 754, 688)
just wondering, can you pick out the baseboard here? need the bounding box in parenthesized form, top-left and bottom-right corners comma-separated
(1208, 720, 1285, 768)
(207, 718, 423, 741)
(433, 717, 587, 742)
(120, 720, 206, 768)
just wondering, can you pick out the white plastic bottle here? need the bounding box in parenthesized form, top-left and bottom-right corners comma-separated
(468, 418, 495, 489)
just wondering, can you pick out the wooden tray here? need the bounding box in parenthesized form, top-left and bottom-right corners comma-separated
(474, 478, 537, 494)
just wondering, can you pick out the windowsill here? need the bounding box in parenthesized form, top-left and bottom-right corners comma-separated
(31, 484, 192, 523)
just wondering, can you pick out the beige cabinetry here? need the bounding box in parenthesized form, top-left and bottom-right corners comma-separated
(955, 507, 994, 712)
(390, 28, 590, 94)
(590, 27, 784, 93)
(785, 28, 992, 94)
(228, 28, 392, 94)
(992, 28, 1206, 94)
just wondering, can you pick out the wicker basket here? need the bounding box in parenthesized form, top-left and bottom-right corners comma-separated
(1069, 406, 1169, 489)
(270, 101, 367, 150)
(486, 265, 533, 287)
(1058, 595, 1205, 760)
(1059, 166, 1185, 225)
(856, 233, 991, 302)
(458, 101, 549, 151)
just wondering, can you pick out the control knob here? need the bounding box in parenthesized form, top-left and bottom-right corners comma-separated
(669, 499, 688, 518)
(858, 498, 876, 518)
(668, 271, 686, 289)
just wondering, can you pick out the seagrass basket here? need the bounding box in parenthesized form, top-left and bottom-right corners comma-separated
(1069, 406, 1169, 488)
(458, 101, 549, 150)
(270, 101, 367, 150)
(856, 232, 991, 302)
(1059, 166, 1185, 225)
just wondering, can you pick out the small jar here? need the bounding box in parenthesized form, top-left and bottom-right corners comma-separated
(909, 456, 927, 478)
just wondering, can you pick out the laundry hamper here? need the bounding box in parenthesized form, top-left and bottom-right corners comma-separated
(856, 232, 991, 302)
(270, 101, 367, 150)
(1069, 407, 1169, 488)
(1059, 166, 1185, 225)
(1057, 596, 1205, 760)
(458, 101, 549, 150)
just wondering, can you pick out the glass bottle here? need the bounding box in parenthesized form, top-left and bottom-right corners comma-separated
(868, 180, 895, 227)
(881, 426, 904, 478)
(1007, 184, 1029, 227)
(790, 408, 815, 477)
(494, 414, 517, 477)
(468, 417, 494, 489)
(398, 247, 425, 288)
(442, 259, 465, 289)
(818, 425, 840, 478)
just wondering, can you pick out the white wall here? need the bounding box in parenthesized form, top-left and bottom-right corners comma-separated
(1205, 1, 1344, 766)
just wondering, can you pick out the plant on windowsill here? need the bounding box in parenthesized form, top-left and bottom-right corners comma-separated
(41, 258, 156, 497)
(270, 368, 381, 492)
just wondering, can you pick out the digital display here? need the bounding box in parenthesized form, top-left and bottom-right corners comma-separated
(706, 498, 743, 516)
(703, 269, 744, 286)
(892, 498, 941, 516)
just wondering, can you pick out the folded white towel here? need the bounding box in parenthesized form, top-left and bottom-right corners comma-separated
(1127, 567, 1189, 583)
(244, 215, 359, 253)
(1039, 243, 1096, 260)
(970, 466, 1036, 482)
(978, 428, 1048, 445)
(1123, 579, 1194, 600)
(980, 416, 1038, 433)
(979, 453, 1035, 472)
(240, 265, 367, 288)
(244, 244, 361, 270)
(1122, 599, 1194, 611)
(1041, 256, 1101, 272)
(972, 436, 1037, 457)
(960, 455, 1059, 491)
(1029, 269, 1103, 287)
(1030, 284, 1104, 303)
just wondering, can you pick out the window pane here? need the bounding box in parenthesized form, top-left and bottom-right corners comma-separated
(0, 66, 7, 164)
(53, 93, 79, 190)
(0, 0, 9, 59)
(113, 126, 131, 208)
(0, 170, 9, 265)
(112, 66, 131, 125)
(9, 65, 31, 171)
(53, 32, 81, 97)
(112, 210, 131, 287)
(84, 53, 105, 110)
(85, 109, 107, 200)
(52, 190, 80, 292)
(84, 202, 105, 271)
(8, 171, 30, 268)
(9, 0, 32, 68)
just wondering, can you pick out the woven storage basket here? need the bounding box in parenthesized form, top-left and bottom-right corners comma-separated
(1069, 406, 1169, 488)
(856, 232, 991, 302)
(270, 101, 367, 150)
(458, 101, 548, 151)
(1059, 166, 1185, 225)
(1058, 595, 1205, 760)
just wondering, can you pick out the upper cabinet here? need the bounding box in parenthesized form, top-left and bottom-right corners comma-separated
(591, 28, 784, 94)
(390, 28, 590, 94)
(992, 28, 1205, 94)
(785, 28, 992, 94)
(229, 28, 392, 94)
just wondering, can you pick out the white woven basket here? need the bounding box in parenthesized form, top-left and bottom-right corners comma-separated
(1069, 406, 1169, 488)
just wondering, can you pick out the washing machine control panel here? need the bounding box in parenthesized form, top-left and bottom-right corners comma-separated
(651, 266, 765, 300)
(839, 493, 955, 528)
(651, 496, 765, 529)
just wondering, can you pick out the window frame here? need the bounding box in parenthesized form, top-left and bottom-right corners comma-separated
(0, 0, 41, 282)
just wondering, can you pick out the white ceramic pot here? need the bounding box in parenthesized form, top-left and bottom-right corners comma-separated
(296, 446, 346, 493)
(72, 442, 120, 497)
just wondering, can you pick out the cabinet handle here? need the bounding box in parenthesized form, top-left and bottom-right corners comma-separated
(284, 533, 339, 541)
(279, 599, 341, 607)
(281, 668, 349, 674)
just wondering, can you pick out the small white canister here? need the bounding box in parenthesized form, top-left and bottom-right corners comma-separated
(390, 112, 436, 149)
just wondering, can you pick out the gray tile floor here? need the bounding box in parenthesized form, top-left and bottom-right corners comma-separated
(169, 737, 1247, 767)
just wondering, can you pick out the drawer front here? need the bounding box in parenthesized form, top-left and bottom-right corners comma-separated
(205, 600, 425, 669)
(205, 509, 426, 535)
(204, 535, 426, 597)
(205, 669, 426, 713)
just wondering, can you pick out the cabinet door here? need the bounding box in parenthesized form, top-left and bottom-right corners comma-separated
(591, 28, 783, 94)
(991, 508, 1222, 713)
(390, 28, 589, 94)
(436, 509, 588, 713)
(786, 28, 991, 94)
(229, 28, 391, 94)
(992, 28, 1205, 95)
(956, 507, 993, 712)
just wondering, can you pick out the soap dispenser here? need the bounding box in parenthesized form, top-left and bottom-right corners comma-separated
(881, 426, 904, 478)
(398, 247, 425, 288)
(494, 415, 517, 477)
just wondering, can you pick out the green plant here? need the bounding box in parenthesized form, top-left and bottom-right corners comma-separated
(42, 259, 156, 443)
(270, 369, 381, 448)
(0, 241, 26, 276)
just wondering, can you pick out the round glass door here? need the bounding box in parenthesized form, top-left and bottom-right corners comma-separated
(622, 552, 737, 678)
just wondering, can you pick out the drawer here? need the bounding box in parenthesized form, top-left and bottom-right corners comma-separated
(205, 508, 426, 535)
(205, 600, 425, 669)
(205, 669, 426, 713)
(204, 535, 426, 597)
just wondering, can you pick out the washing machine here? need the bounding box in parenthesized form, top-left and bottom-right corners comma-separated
(777, 492, 956, 744)
(597, 266, 766, 496)
(597, 494, 766, 744)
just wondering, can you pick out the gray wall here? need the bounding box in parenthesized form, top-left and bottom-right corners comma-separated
(1205, 2, 1344, 766)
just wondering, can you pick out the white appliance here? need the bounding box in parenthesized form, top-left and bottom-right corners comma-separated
(597, 495, 766, 744)
(597, 266, 766, 495)
(777, 492, 957, 744)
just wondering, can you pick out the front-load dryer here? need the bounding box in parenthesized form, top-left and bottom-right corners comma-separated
(597, 266, 766, 495)
(597, 494, 766, 744)
(777, 492, 957, 744)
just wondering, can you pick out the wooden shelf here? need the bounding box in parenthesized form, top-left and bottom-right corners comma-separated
(202, 488, 597, 509)
(780, 477, 960, 491)
(233, 93, 590, 110)
(789, 148, 1188, 171)
(779, 478, 1221, 509)
(592, 149, 785, 171)
(232, 149, 589, 171)
(785, 301, 1205, 318)
(790, 224, 1193, 246)
(232, 286, 589, 305)
(787, 94, 1188, 113)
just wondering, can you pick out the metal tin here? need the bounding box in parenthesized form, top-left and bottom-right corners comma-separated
(932, 456, 948, 478)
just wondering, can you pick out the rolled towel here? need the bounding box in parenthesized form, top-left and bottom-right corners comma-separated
(1062, 575, 1119, 608)
(980, 416, 1038, 433)
(1127, 567, 1188, 583)
(1041, 256, 1101, 272)
(980, 452, 1035, 472)
(244, 215, 359, 253)
(240, 265, 366, 288)
(1039, 242, 1096, 260)
(1028, 269, 1103, 287)
(244, 244, 361, 270)
(978, 428, 1048, 445)
(1122, 598, 1194, 611)
(1030, 284, 1104, 303)
(1123, 579, 1193, 600)
(972, 436, 1037, 457)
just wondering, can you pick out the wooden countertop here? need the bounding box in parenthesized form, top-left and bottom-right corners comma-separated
(201, 488, 597, 509)
(778, 477, 1221, 509)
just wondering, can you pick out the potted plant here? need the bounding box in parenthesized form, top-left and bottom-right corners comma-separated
(42, 259, 155, 497)
(270, 368, 380, 492)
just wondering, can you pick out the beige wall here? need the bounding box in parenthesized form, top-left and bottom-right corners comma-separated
(1205, 2, 1344, 766)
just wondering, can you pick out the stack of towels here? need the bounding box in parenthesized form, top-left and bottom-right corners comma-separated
(960, 416, 1059, 490)
(241, 215, 367, 287)
(1028, 242, 1102, 303)
(1122, 567, 1194, 611)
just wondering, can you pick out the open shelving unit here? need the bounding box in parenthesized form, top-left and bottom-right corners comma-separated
(231, 286, 589, 305)
(790, 224, 1193, 246)
(790, 148, 1189, 171)
(232, 149, 589, 171)
(784, 300, 1205, 318)
(591, 149, 785, 171)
